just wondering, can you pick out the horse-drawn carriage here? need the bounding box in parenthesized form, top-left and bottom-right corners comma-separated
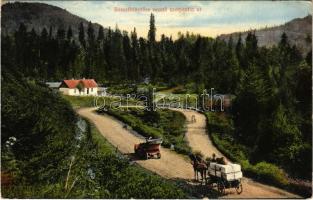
(189, 154, 243, 195)
(207, 162, 243, 194)
(134, 138, 162, 159)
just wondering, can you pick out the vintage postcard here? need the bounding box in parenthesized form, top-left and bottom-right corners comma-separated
(1, 0, 312, 199)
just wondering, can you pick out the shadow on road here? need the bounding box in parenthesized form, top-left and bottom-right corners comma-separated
(123, 152, 161, 161)
(171, 177, 222, 198)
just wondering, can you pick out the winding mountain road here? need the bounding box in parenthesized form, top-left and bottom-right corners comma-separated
(77, 107, 300, 198)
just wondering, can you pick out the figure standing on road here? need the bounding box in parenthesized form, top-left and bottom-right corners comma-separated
(211, 153, 216, 162)
(191, 115, 196, 123)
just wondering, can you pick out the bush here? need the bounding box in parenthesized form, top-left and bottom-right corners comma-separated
(107, 84, 136, 95)
(105, 109, 162, 139)
(247, 162, 288, 187)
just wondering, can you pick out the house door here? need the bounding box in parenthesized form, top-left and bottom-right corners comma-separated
(87, 88, 89, 94)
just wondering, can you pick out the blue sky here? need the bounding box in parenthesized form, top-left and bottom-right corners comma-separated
(33, 1, 312, 39)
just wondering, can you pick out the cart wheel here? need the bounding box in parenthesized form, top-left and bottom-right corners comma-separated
(206, 179, 214, 189)
(157, 153, 161, 159)
(235, 182, 243, 194)
(217, 181, 225, 195)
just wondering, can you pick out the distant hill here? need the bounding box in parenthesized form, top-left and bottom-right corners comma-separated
(1, 2, 106, 39)
(218, 15, 312, 55)
(2, 2, 311, 55)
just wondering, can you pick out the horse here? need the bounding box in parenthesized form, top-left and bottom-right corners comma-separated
(189, 154, 208, 183)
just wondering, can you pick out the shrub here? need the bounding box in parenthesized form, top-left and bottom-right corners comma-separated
(103, 108, 190, 155)
(248, 162, 288, 187)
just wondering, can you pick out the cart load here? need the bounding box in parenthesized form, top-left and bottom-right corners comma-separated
(145, 138, 163, 144)
(209, 163, 242, 181)
(207, 162, 243, 194)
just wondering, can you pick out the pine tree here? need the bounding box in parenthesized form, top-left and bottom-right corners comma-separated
(97, 26, 105, 41)
(148, 13, 156, 43)
(14, 23, 27, 73)
(306, 49, 312, 66)
(67, 26, 73, 40)
(85, 22, 96, 78)
(108, 26, 126, 81)
(87, 22, 95, 44)
(233, 63, 271, 146)
(2, 35, 15, 70)
(41, 28, 48, 40)
(78, 22, 86, 48)
(138, 37, 151, 79)
(245, 32, 258, 66)
(56, 27, 65, 41)
(48, 26, 53, 39)
(122, 31, 132, 81)
(236, 33, 244, 67)
(131, 28, 140, 81)
(39, 28, 49, 79)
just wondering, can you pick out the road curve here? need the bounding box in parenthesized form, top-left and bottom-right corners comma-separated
(171, 108, 226, 160)
(77, 107, 300, 198)
(77, 107, 193, 180)
(176, 109, 300, 198)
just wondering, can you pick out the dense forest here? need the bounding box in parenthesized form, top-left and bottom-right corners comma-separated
(1, 11, 312, 192)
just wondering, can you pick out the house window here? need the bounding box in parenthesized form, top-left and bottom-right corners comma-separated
(91, 88, 93, 92)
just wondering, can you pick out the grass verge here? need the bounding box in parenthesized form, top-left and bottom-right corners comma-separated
(98, 107, 191, 155)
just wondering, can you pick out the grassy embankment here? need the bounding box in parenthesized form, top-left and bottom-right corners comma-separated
(99, 108, 191, 155)
(62, 95, 139, 109)
(205, 112, 311, 197)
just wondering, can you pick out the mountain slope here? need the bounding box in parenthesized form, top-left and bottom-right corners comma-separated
(1, 2, 105, 39)
(218, 15, 312, 54)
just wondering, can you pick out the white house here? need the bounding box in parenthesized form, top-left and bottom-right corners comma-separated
(59, 79, 98, 96)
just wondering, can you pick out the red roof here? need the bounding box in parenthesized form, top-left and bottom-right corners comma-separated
(63, 80, 80, 88)
(62, 79, 97, 88)
(81, 79, 98, 88)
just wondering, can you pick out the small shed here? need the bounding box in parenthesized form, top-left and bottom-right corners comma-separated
(46, 82, 61, 90)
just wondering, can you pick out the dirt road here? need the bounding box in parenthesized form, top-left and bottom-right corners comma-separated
(175, 109, 299, 198)
(171, 108, 226, 159)
(78, 107, 193, 179)
(77, 107, 299, 198)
